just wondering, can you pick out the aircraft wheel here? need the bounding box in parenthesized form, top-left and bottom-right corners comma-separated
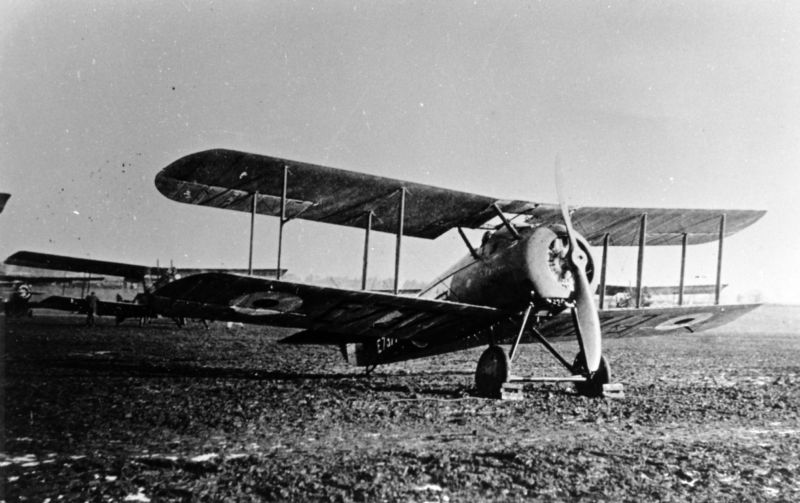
(572, 353, 610, 397)
(475, 345, 510, 398)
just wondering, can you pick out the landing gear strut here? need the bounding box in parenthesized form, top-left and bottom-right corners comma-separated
(473, 312, 616, 399)
(474, 345, 613, 398)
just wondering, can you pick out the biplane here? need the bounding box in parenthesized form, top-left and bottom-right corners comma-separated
(149, 149, 765, 397)
(3, 250, 283, 326)
(603, 284, 727, 308)
(1, 273, 104, 317)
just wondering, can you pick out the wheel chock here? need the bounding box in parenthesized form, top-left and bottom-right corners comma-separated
(501, 382, 525, 401)
(602, 382, 625, 399)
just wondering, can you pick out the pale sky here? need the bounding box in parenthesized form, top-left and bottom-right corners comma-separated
(2, 1, 799, 302)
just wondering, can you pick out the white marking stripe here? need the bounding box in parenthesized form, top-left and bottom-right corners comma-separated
(654, 312, 715, 331)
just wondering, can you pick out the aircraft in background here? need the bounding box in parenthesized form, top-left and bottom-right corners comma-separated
(603, 284, 727, 308)
(1, 273, 104, 317)
(4, 251, 284, 326)
(146, 149, 765, 397)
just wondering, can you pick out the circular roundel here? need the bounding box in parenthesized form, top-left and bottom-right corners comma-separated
(654, 312, 715, 331)
(16, 284, 32, 299)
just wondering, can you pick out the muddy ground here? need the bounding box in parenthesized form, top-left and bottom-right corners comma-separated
(2, 305, 800, 501)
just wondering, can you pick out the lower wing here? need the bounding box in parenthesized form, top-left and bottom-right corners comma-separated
(150, 273, 759, 365)
(150, 272, 504, 343)
(532, 304, 759, 341)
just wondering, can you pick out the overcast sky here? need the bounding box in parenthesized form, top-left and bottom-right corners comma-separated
(2, 1, 798, 302)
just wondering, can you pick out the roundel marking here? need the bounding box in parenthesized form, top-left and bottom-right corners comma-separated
(654, 312, 715, 331)
(17, 284, 32, 299)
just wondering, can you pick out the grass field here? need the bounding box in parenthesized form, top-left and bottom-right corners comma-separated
(2, 304, 799, 501)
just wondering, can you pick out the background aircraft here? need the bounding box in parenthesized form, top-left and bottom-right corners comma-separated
(1, 273, 104, 317)
(4, 250, 284, 325)
(147, 149, 765, 397)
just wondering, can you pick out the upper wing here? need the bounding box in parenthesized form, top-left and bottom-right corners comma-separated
(526, 207, 765, 246)
(150, 272, 503, 341)
(532, 304, 759, 341)
(6, 251, 154, 282)
(0, 193, 9, 214)
(155, 149, 522, 239)
(5, 251, 283, 282)
(155, 149, 765, 243)
(0, 275, 105, 286)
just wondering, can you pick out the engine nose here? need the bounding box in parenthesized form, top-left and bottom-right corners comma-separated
(524, 224, 596, 302)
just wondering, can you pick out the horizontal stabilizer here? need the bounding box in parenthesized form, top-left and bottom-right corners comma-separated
(280, 330, 363, 345)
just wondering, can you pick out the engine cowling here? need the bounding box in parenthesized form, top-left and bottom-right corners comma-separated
(524, 224, 597, 304)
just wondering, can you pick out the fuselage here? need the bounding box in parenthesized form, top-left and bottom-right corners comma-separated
(418, 224, 595, 313)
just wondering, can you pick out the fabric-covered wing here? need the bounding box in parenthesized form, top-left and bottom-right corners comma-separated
(526, 206, 765, 246)
(6, 251, 154, 282)
(531, 304, 759, 341)
(5, 250, 283, 282)
(603, 284, 724, 296)
(155, 149, 530, 239)
(150, 272, 503, 341)
(0, 275, 105, 286)
(155, 149, 765, 244)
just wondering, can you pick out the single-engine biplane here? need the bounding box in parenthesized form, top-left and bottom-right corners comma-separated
(1, 273, 104, 317)
(603, 284, 728, 308)
(149, 149, 766, 397)
(4, 250, 284, 326)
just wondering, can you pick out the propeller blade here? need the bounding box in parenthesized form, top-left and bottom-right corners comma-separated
(554, 157, 602, 373)
(554, 156, 577, 248)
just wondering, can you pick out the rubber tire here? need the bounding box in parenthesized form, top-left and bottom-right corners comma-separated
(475, 345, 510, 398)
(573, 353, 611, 397)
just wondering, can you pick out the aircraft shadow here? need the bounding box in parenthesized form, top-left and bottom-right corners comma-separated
(11, 359, 575, 399)
(17, 360, 362, 381)
(14, 359, 470, 382)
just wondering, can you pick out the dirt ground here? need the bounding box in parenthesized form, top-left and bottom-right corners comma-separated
(2, 305, 800, 502)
